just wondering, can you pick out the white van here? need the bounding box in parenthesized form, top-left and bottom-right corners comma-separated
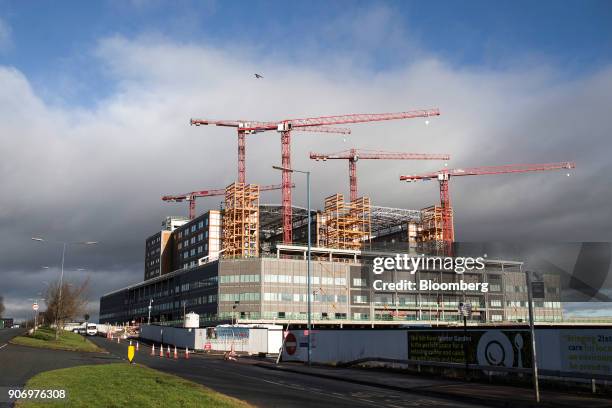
(86, 323, 97, 336)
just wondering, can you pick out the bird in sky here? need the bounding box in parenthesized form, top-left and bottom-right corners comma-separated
(254, 73, 264, 79)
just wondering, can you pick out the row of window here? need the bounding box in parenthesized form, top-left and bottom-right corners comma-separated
(176, 276, 218, 293)
(220, 293, 260, 302)
(182, 244, 209, 260)
(178, 231, 210, 250)
(263, 293, 348, 303)
(263, 274, 347, 286)
(177, 218, 209, 239)
(220, 274, 260, 283)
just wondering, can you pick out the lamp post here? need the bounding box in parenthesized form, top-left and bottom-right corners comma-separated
(273, 165, 311, 366)
(32, 237, 98, 340)
(148, 298, 154, 325)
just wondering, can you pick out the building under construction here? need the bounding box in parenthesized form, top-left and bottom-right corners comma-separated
(100, 181, 564, 327)
(101, 108, 574, 328)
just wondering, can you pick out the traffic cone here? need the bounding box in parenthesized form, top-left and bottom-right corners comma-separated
(136, 342, 139, 351)
(159, 344, 164, 358)
(151, 344, 155, 356)
(185, 347, 190, 359)
(174, 346, 178, 359)
(166, 345, 170, 358)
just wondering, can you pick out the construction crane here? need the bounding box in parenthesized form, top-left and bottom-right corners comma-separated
(400, 161, 576, 249)
(310, 148, 450, 202)
(192, 108, 440, 244)
(190, 119, 351, 184)
(162, 183, 289, 220)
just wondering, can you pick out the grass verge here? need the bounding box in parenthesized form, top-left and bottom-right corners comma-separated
(10, 326, 102, 353)
(16, 363, 252, 408)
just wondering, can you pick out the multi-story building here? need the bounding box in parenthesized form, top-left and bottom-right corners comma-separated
(144, 216, 189, 280)
(101, 245, 563, 326)
(173, 210, 222, 270)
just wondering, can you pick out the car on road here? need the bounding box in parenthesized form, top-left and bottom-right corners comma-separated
(86, 323, 97, 336)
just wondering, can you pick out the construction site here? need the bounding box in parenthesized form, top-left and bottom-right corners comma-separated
(100, 108, 575, 328)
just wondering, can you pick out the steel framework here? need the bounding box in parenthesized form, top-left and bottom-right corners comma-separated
(223, 183, 260, 258)
(322, 193, 371, 250)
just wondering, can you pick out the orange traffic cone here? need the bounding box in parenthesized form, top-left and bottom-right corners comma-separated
(185, 347, 190, 359)
(159, 344, 164, 358)
(151, 344, 155, 356)
(173, 346, 178, 359)
(166, 345, 170, 358)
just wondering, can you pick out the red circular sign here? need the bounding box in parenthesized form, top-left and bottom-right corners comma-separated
(285, 333, 297, 355)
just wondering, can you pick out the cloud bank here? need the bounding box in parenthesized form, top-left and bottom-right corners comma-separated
(1, 23, 611, 320)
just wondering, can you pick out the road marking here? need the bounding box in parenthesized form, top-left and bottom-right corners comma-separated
(0, 343, 7, 350)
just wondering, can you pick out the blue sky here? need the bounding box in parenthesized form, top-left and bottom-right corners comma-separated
(1, 0, 611, 106)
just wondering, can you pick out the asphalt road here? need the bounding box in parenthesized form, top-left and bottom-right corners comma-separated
(0, 328, 120, 408)
(90, 336, 490, 408)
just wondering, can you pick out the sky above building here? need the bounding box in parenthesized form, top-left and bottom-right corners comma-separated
(1, 0, 611, 320)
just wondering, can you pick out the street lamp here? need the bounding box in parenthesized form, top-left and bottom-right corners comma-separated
(31, 237, 98, 340)
(148, 298, 154, 325)
(272, 165, 312, 366)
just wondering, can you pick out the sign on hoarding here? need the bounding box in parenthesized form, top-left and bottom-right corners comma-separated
(408, 329, 532, 369)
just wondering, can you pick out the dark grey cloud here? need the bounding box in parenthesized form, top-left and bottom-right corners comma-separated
(1, 29, 611, 321)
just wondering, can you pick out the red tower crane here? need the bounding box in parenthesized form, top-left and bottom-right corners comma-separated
(400, 161, 576, 248)
(162, 183, 288, 220)
(193, 108, 440, 244)
(190, 119, 351, 184)
(310, 148, 450, 202)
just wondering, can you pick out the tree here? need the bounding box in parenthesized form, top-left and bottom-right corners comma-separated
(43, 278, 90, 340)
(0, 295, 4, 318)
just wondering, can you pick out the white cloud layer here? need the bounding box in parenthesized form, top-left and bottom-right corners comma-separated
(1, 30, 612, 320)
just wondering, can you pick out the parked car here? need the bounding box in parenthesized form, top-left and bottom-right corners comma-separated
(86, 323, 97, 336)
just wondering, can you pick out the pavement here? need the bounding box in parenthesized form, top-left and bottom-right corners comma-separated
(90, 336, 490, 407)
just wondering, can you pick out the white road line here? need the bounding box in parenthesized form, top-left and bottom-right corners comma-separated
(0, 343, 8, 350)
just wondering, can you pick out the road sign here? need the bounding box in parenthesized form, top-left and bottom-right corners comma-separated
(32, 303, 39, 311)
(531, 281, 545, 299)
(285, 333, 297, 355)
(128, 345, 135, 363)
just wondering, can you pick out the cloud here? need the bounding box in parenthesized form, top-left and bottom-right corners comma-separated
(1, 30, 611, 321)
(0, 17, 12, 52)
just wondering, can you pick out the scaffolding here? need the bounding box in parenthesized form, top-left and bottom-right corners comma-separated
(417, 205, 453, 254)
(322, 193, 371, 250)
(223, 183, 260, 258)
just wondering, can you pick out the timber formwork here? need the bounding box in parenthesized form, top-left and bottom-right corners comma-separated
(323, 193, 371, 250)
(223, 183, 260, 258)
(417, 205, 453, 254)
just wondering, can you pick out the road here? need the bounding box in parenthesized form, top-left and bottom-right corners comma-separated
(90, 336, 489, 408)
(0, 328, 120, 408)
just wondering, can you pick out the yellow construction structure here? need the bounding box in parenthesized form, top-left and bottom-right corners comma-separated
(223, 183, 260, 258)
(417, 205, 453, 253)
(322, 193, 371, 250)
